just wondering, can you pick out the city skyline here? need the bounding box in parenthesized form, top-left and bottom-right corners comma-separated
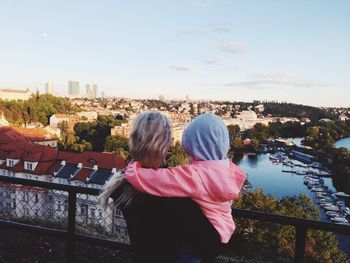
(0, 1, 349, 107)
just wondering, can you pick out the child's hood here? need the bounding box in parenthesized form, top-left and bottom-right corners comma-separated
(182, 114, 230, 161)
(191, 160, 246, 202)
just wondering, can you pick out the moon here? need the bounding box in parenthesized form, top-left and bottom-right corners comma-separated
(43, 33, 48, 37)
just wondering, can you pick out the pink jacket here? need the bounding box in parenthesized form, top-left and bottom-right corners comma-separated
(125, 159, 247, 243)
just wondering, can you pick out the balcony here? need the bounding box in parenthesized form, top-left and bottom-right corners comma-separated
(0, 175, 349, 263)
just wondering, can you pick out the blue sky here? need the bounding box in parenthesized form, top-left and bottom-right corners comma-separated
(0, 0, 349, 107)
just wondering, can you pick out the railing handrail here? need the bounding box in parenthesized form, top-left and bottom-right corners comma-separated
(1, 175, 349, 234)
(232, 208, 350, 235)
(1, 174, 350, 263)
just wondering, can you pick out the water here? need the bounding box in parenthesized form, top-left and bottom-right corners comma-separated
(335, 137, 350, 150)
(236, 153, 350, 258)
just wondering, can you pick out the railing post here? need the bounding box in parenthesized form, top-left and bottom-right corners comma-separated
(67, 190, 77, 263)
(294, 225, 307, 263)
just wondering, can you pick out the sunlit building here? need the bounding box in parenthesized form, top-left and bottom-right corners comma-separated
(0, 88, 33, 101)
(68, 81, 80, 96)
(45, 82, 54, 94)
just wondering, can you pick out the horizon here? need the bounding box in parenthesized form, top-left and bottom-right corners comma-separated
(0, 1, 349, 107)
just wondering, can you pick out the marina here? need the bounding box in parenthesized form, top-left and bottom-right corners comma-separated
(237, 149, 350, 257)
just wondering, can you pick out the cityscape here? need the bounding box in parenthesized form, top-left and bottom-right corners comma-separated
(0, 87, 350, 262)
(1, 0, 350, 262)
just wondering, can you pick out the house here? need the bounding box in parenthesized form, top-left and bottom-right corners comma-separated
(3, 126, 59, 148)
(0, 127, 128, 241)
(339, 115, 349, 122)
(49, 114, 69, 127)
(0, 88, 33, 100)
(0, 112, 9, 127)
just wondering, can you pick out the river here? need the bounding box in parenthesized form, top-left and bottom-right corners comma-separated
(335, 137, 350, 150)
(236, 152, 350, 258)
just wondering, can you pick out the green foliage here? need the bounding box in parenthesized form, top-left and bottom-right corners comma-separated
(304, 121, 350, 149)
(164, 142, 189, 167)
(104, 135, 129, 159)
(57, 121, 92, 152)
(227, 124, 241, 141)
(0, 94, 77, 125)
(231, 189, 348, 262)
(262, 102, 337, 122)
(74, 115, 126, 151)
(245, 122, 306, 144)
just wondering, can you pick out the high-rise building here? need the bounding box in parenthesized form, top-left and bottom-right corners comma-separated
(101, 91, 105, 99)
(92, 84, 97, 99)
(68, 81, 80, 96)
(158, 95, 165, 101)
(45, 82, 54, 94)
(86, 84, 97, 99)
(185, 94, 190, 101)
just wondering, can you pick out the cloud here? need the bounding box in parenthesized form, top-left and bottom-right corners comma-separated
(216, 42, 246, 55)
(204, 59, 221, 65)
(170, 65, 192, 72)
(221, 72, 327, 90)
(178, 23, 233, 36)
(206, 23, 233, 33)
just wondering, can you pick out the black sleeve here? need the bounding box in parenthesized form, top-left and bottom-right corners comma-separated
(120, 193, 222, 263)
(168, 198, 223, 262)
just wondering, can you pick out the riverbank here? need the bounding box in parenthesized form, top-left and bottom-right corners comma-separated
(236, 153, 350, 258)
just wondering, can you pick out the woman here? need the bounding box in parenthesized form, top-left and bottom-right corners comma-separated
(98, 112, 221, 263)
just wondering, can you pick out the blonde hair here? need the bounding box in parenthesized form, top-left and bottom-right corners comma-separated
(129, 111, 172, 169)
(98, 111, 172, 210)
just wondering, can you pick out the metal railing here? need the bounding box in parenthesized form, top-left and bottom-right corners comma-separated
(0, 175, 349, 263)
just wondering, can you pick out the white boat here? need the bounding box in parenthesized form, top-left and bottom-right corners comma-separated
(335, 192, 350, 198)
(330, 217, 349, 223)
(320, 202, 335, 207)
(324, 206, 340, 212)
(326, 211, 341, 217)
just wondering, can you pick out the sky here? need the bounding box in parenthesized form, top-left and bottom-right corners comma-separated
(0, 0, 349, 107)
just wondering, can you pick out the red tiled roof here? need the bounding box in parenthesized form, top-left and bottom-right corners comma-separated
(0, 127, 31, 146)
(48, 161, 62, 174)
(0, 126, 126, 182)
(14, 160, 25, 172)
(72, 168, 93, 182)
(58, 151, 125, 170)
(0, 149, 6, 159)
(7, 149, 25, 159)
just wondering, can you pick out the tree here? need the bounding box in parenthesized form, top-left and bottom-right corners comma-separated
(104, 135, 129, 153)
(165, 142, 189, 167)
(231, 189, 348, 262)
(227, 125, 240, 141)
(58, 121, 92, 152)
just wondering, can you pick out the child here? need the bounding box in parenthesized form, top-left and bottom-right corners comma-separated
(125, 114, 247, 244)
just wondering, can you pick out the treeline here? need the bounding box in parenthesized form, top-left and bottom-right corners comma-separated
(58, 115, 127, 153)
(262, 102, 337, 122)
(246, 121, 306, 142)
(231, 101, 336, 121)
(304, 120, 350, 149)
(0, 94, 78, 125)
(228, 121, 307, 153)
(231, 189, 348, 262)
(303, 120, 350, 193)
